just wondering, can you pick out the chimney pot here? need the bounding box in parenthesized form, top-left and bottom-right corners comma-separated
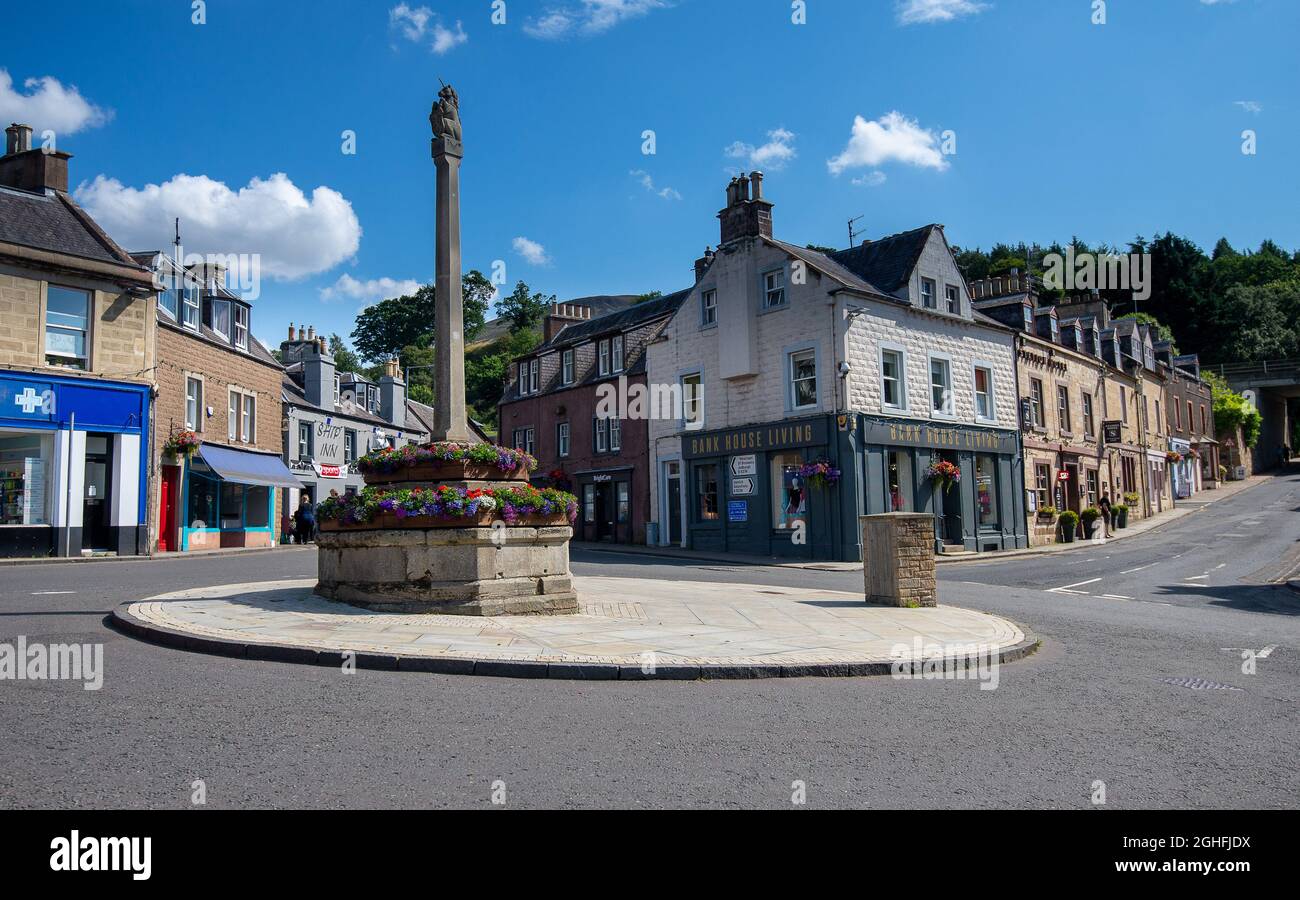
(288, 322, 295, 340)
(307, 325, 315, 341)
(297, 326, 305, 341)
(750, 171, 764, 200)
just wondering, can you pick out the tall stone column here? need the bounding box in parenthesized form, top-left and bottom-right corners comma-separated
(430, 87, 474, 443)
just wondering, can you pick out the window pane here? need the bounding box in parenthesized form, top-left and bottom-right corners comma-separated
(46, 287, 89, 329)
(213, 300, 231, 337)
(220, 482, 245, 529)
(187, 474, 217, 528)
(696, 464, 719, 520)
(791, 350, 816, 408)
(772, 452, 807, 529)
(617, 482, 630, 523)
(975, 455, 998, 528)
(887, 450, 913, 512)
(245, 486, 269, 528)
(882, 350, 901, 407)
(930, 359, 950, 413)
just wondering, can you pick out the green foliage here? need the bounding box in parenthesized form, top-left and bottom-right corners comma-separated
(1080, 507, 1100, 526)
(465, 325, 542, 428)
(1203, 370, 1263, 448)
(328, 334, 363, 374)
(633, 290, 664, 304)
(496, 281, 554, 333)
(1115, 313, 1178, 351)
(350, 271, 494, 363)
(805, 244, 838, 255)
(1058, 509, 1080, 528)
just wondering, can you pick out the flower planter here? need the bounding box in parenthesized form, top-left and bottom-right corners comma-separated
(1059, 529, 1076, 544)
(319, 510, 571, 532)
(362, 461, 530, 485)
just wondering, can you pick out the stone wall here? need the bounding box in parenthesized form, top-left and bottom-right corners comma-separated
(860, 513, 936, 608)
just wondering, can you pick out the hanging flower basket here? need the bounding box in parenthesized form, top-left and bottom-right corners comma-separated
(164, 430, 201, 459)
(1165, 450, 1184, 464)
(544, 468, 574, 492)
(926, 459, 961, 494)
(798, 458, 841, 489)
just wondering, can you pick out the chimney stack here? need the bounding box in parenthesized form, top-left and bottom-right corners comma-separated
(0, 122, 71, 193)
(718, 171, 774, 245)
(288, 322, 296, 340)
(379, 357, 406, 425)
(543, 302, 592, 342)
(694, 246, 716, 282)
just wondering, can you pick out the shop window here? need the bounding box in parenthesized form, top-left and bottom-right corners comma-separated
(211, 298, 232, 340)
(881, 348, 905, 410)
(887, 450, 913, 512)
(245, 486, 270, 528)
(0, 434, 49, 525)
(557, 422, 570, 458)
(682, 373, 703, 430)
(1034, 463, 1051, 511)
(772, 452, 807, 529)
(920, 277, 937, 309)
(1030, 378, 1045, 428)
(974, 366, 994, 420)
(45, 285, 90, 370)
(561, 350, 574, 385)
(789, 349, 817, 410)
(583, 484, 596, 523)
(617, 482, 630, 523)
(701, 289, 717, 326)
(930, 357, 953, 416)
(763, 269, 786, 309)
(695, 464, 719, 521)
(188, 473, 218, 528)
(185, 377, 203, 431)
(220, 482, 245, 530)
(975, 454, 998, 529)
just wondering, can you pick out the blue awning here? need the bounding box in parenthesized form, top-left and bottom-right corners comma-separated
(197, 444, 303, 489)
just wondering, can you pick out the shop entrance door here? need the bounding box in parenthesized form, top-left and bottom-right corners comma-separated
(82, 434, 113, 550)
(938, 452, 963, 546)
(665, 461, 682, 546)
(594, 482, 616, 542)
(158, 465, 180, 551)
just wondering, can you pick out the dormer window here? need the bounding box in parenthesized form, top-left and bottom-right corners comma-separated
(1050, 318, 1059, 342)
(598, 340, 610, 377)
(367, 385, 378, 413)
(561, 349, 574, 385)
(763, 269, 786, 309)
(611, 335, 624, 373)
(1022, 306, 1033, 332)
(181, 281, 201, 330)
(333, 374, 340, 406)
(528, 358, 540, 394)
(920, 277, 937, 309)
(211, 298, 231, 340)
(234, 304, 249, 350)
(944, 284, 959, 314)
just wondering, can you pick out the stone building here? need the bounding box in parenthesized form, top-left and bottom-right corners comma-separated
(0, 123, 155, 557)
(646, 174, 1025, 561)
(137, 252, 298, 552)
(973, 275, 1142, 543)
(498, 294, 688, 545)
(1156, 343, 1217, 496)
(279, 325, 435, 524)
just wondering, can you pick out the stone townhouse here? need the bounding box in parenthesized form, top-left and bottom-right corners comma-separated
(646, 173, 1025, 561)
(1156, 343, 1217, 497)
(498, 294, 688, 545)
(973, 275, 1143, 543)
(135, 252, 298, 552)
(280, 323, 440, 523)
(0, 123, 155, 558)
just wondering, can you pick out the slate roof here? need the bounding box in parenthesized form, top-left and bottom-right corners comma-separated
(767, 239, 886, 298)
(0, 184, 143, 269)
(537, 288, 690, 352)
(471, 294, 643, 348)
(827, 225, 936, 299)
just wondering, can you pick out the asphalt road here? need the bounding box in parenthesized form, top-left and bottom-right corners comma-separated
(2, 471, 1298, 809)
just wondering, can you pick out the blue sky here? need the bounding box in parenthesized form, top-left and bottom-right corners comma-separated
(2, 0, 1296, 352)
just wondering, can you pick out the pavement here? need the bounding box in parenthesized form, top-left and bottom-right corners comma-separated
(2, 467, 1298, 808)
(111, 576, 1033, 679)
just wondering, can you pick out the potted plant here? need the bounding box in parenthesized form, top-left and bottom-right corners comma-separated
(1036, 505, 1058, 524)
(358, 442, 536, 485)
(1122, 491, 1140, 507)
(926, 459, 961, 494)
(1112, 503, 1129, 528)
(163, 429, 201, 460)
(1057, 509, 1080, 543)
(1080, 506, 1101, 539)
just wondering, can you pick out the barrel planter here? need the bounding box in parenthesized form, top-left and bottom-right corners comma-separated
(362, 461, 530, 486)
(319, 510, 571, 532)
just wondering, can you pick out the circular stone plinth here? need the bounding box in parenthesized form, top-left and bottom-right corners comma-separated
(110, 577, 1038, 679)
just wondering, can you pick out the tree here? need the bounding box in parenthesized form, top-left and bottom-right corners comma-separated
(328, 334, 363, 374)
(1203, 371, 1262, 448)
(462, 269, 494, 340)
(350, 270, 497, 362)
(496, 281, 553, 333)
(633, 290, 664, 304)
(1219, 282, 1300, 362)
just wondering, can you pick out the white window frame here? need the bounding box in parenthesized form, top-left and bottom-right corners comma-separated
(524, 427, 535, 456)
(595, 417, 608, 453)
(598, 340, 610, 377)
(528, 358, 540, 394)
(181, 280, 201, 330)
(241, 392, 255, 443)
(944, 283, 960, 314)
(928, 353, 954, 418)
(557, 422, 570, 458)
(879, 343, 907, 412)
(298, 422, 312, 459)
(561, 349, 574, 386)
(1057, 383, 1072, 434)
(228, 390, 239, 440)
(701, 289, 717, 326)
(972, 362, 995, 423)
(681, 372, 703, 431)
(611, 335, 624, 373)
(762, 268, 786, 309)
(233, 304, 249, 350)
(788, 347, 818, 411)
(920, 277, 937, 310)
(609, 416, 622, 452)
(1030, 378, 1046, 428)
(185, 376, 202, 431)
(344, 429, 356, 464)
(44, 284, 91, 370)
(333, 374, 340, 406)
(211, 298, 232, 341)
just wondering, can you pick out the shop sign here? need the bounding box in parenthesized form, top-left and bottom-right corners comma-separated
(684, 418, 827, 460)
(727, 500, 748, 522)
(1102, 421, 1122, 445)
(315, 463, 344, 479)
(861, 418, 1018, 455)
(730, 454, 757, 477)
(0, 377, 56, 422)
(730, 476, 755, 496)
(1057, 470, 1071, 482)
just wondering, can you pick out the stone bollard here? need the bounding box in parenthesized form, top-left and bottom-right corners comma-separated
(860, 513, 937, 608)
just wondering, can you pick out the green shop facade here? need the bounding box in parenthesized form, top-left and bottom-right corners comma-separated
(679, 413, 1027, 561)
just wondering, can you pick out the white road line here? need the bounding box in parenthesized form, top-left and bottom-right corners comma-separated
(1214, 564, 1226, 570)
(1185, 574, 1209, 581)
(31, 591, 75, 595)
(1121, 562, 1158, 574)
(1260, 645, 1278, 659)
(1101, 594, 1134, 601)
(1048, 577, 1102, 595)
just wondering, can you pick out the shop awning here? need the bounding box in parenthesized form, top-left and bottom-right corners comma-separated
(198, 444, 303, 489)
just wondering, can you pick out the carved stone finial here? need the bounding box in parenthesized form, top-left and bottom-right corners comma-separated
(430, 83, 462, 145)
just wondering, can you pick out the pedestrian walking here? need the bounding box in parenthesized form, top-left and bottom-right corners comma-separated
(296, 494, 317, 545)
(1098, 494, 1113, 538)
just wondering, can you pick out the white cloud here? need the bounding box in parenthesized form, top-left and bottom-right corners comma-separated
(320, 273, 421, 304)
(1234, 99, 1262, 114)
(725, 128, 797, 172)
(897, 0, 989, 25)
(629, 169, 681, 200)
(0, 69, 113, 136)
(852, 171, 888, 188)
(389, 4, 467, 53)
(513, 236, 551, 266)
(827, 112, 949, 176)
(524, 0, 669, 40)
(75, 172, 362, 281)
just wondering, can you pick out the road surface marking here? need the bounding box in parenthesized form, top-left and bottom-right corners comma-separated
(1048, 578, 1101, 595)
(1121, 562, 1158, 574)
(1101, 594, 1135, 601)
(31, 591, 75, 595)
(1185, 574, 1209, 581)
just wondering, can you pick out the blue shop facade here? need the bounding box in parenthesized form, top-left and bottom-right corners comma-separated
(677, 412, 1026, 562)
(0, 370, 151, 558)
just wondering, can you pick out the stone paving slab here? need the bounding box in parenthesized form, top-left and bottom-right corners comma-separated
(111, 576, 1038, 680)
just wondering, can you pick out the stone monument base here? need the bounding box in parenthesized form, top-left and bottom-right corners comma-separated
(316, 525, 578, 616)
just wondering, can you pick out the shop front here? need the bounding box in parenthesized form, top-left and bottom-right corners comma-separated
(0, 371, 149, 558)
(680, 415, 839, 561)
(859, 417, 1026, 554)
(174, 443, 301, 551)
(573, 466, 634, 544)
(1169, 437, 1196, 499)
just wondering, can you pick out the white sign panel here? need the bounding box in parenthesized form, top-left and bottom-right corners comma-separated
(731, 476, 755, 496)
(730, 454, 757, 477)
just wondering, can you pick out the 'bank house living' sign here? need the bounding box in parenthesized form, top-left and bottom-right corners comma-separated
(684, 418, 828, 460)
(861, 419, 1018, 455)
